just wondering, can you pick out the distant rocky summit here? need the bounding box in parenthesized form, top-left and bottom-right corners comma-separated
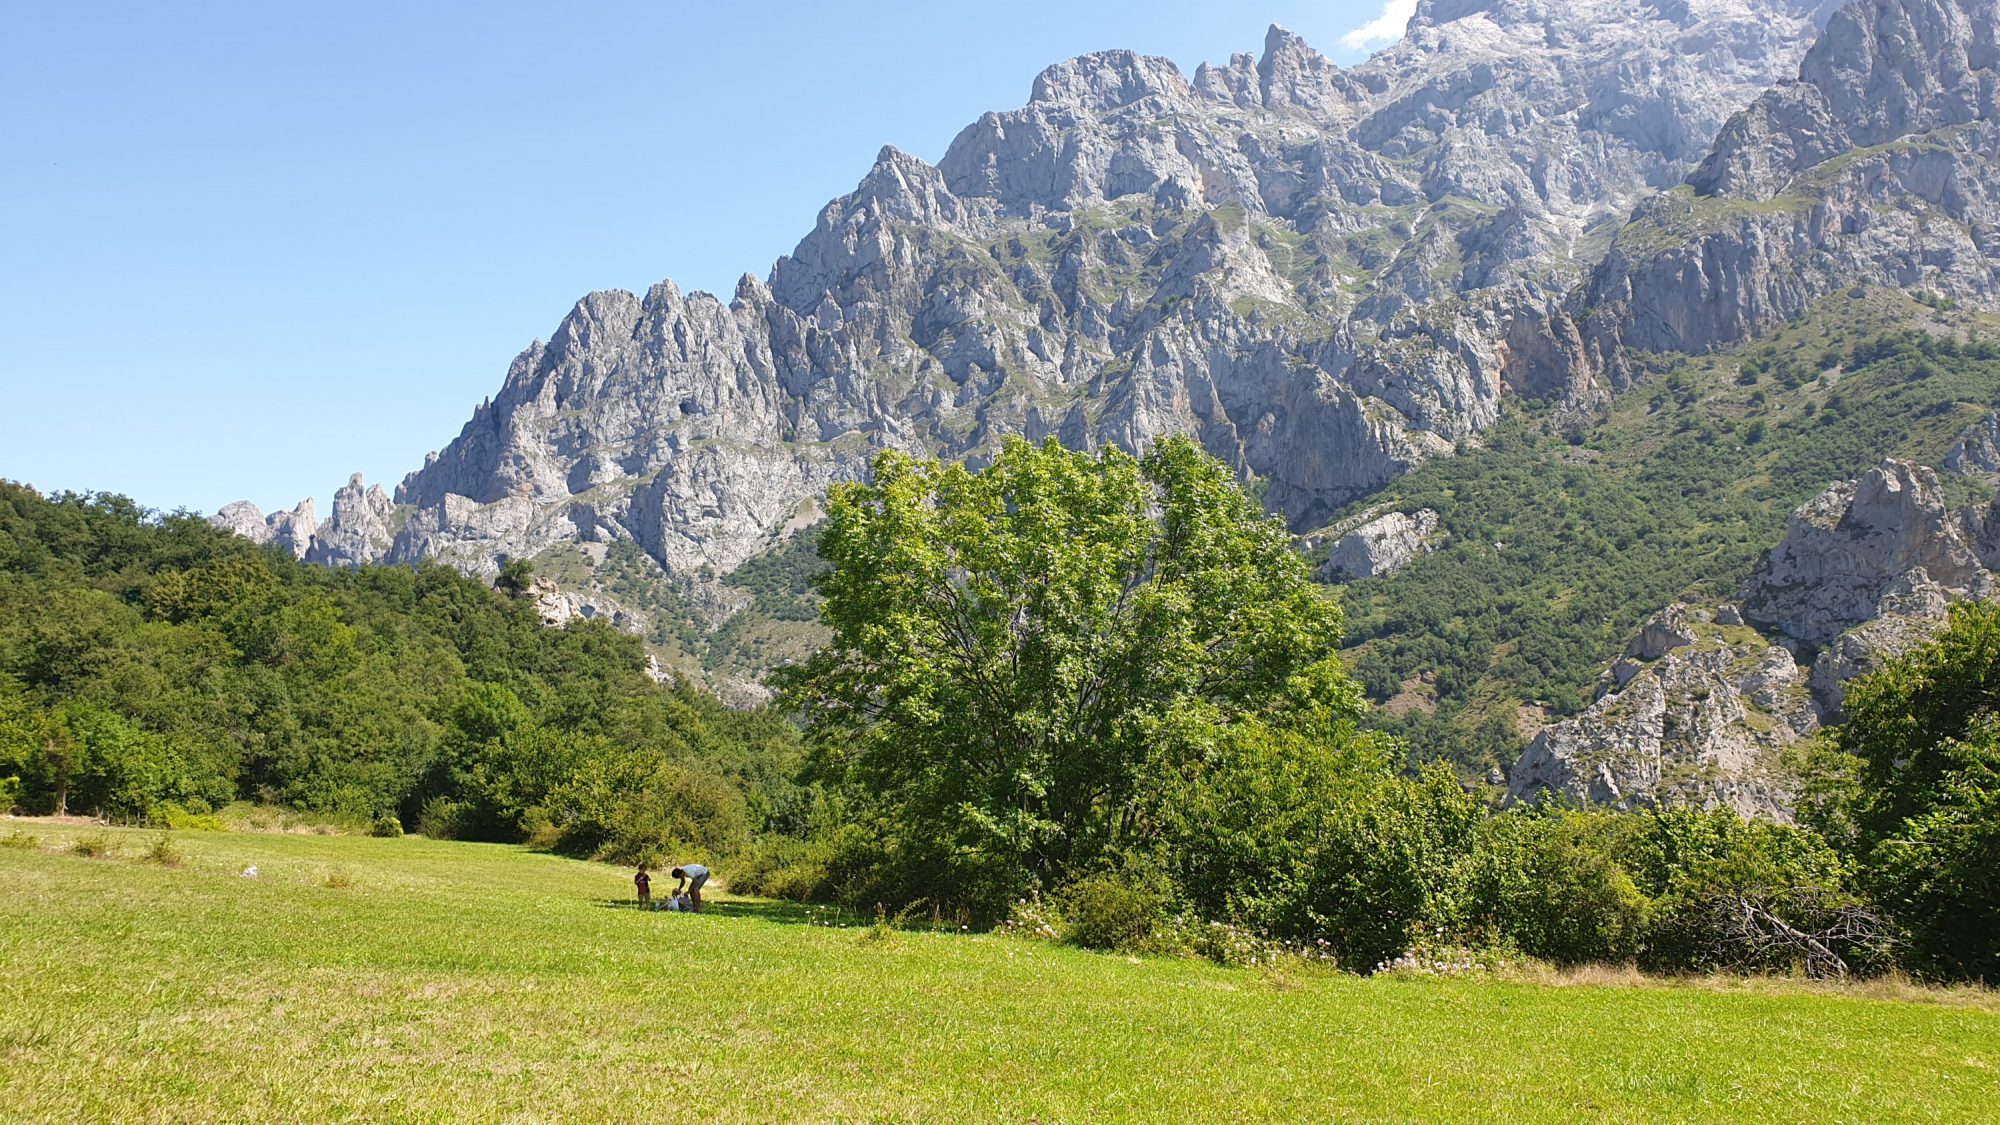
(1585, 0, 2000, 374)
(212, 498, 315, 560)
(1510, 460, 2000, 816)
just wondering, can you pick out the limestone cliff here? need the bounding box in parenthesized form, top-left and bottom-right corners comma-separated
(1585, 0, 2000, 380)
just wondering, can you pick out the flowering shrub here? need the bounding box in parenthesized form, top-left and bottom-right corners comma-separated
(1373, 930, 1514, 977)
(1145, 914, 1340, 969)
(999, 896, 1064, 942)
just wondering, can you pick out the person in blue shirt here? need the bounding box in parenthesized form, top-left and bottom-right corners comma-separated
(670, 863, 709, 913)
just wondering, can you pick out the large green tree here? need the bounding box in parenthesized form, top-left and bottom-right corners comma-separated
(1815, 602, 2000, 979)
(779, 436, 1369, 911)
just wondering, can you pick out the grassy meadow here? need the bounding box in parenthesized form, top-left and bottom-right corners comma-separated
(2, 822, 1997, 1122)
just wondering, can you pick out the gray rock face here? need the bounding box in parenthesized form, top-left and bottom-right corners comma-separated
(306, 474, 399, 568)
(1946, 408, 2000, 478)
(232, 4, 1836, 592)
(1627, 602, 1699, 660)
(1323, 508, 1442, 579)
(1743, 460, 1992, 644)
(528, 577, 639, 632)
(210, 499, 316, 560)
(1586, 0, 2000, 374)
(1508, 623, 1811, 820)
(1693, 0, 2000, 200)
(1752, 459, 2000, 719)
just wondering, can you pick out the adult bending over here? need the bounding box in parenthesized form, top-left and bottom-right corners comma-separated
(671, 863, 708, 913)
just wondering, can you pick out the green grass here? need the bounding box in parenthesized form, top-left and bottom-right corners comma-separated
(4, 826, 1998, 1121)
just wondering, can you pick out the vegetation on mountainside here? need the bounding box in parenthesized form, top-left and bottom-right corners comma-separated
(1336, 293, 2000, 774)
(0, 483, 796, 861)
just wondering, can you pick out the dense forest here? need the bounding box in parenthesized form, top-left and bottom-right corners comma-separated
(0, 482, 797, 861)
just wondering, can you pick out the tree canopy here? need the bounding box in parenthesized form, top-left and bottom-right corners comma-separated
(777, 436, 1376, 912)
(0, 481, 794, 862)
(1814, 601, 2000, 979)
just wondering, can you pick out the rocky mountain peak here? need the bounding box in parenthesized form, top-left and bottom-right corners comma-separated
(212, 498, 316, 560)
(1584, 0, 2000, 372)
(1255, 25, 1356, 115)
(309, 474, 397, 567)
(216, 4, 1900, 703)
(1798, 0, 1997, 140)
(853, 146, 961, 221)
(1027, 49, 1188, 111)
(1693, 0, 1999, 199)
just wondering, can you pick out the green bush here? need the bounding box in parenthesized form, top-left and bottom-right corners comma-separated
(157, 802, 228, 832)
(1816, 606, 2000, 980)
(518, 808, 558, 850)
(1058, 872, 1167, 951)
(417, 796, 469, 841)
(69, 832, 116, 859)
(730, 835, 833, 902)
(547, 758, 747, 867)
(1278, 766, 1484, 970)
(0, 775, 18, 813)
(142, 833, 182, 867)
(1869, 773, 2000, 981)
(1457, 811, 1647, 966)
(1137, 709, 1406, 932)
(1625, 808, 1878, 976)
(369, 814, 405, 838)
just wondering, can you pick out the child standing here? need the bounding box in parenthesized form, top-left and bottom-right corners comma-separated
(634, 864, 652, 908)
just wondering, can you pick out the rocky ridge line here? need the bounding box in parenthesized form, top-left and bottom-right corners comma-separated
(221, 2, 1840, 598)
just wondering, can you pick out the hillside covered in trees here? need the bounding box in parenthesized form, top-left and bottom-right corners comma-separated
(0, 482, 796, 860)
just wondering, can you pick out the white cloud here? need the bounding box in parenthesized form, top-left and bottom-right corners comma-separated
(1339, 0, 1419, 52)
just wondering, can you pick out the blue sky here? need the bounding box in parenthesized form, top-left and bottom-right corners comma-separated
(2, 1, 1402, 518)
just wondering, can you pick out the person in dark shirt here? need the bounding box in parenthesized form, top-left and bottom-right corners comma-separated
(634, 864, 652, 908)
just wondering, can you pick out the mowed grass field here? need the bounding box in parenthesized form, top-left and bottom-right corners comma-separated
(3, 825, 1998, 1123)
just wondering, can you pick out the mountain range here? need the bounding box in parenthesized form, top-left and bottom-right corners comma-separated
(215, 0, 2000, 811)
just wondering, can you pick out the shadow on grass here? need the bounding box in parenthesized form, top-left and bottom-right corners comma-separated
(588, 897, 854, 926)
(704, 899, 830, 925)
